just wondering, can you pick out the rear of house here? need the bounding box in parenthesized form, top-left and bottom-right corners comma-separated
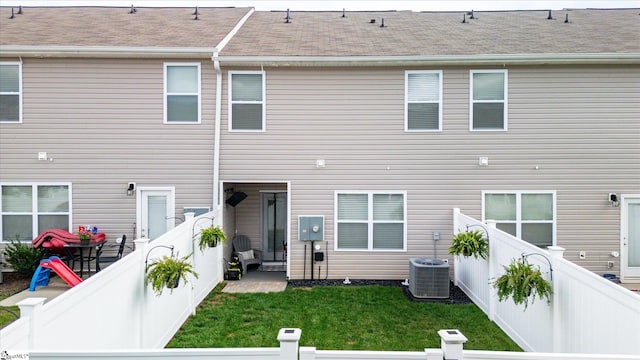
(0, 6, 252, 251)
(1, 7, 638, 283)
(215, 9, 640, 281)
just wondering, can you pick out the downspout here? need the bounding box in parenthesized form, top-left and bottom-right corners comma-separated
(212, 8, 255, 213)
(212, 50, 222, 213)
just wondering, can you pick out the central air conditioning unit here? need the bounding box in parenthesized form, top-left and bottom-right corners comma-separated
(409, 258, 450, 299)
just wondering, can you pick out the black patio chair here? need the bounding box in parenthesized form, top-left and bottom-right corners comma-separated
(96, 235, 127, 271)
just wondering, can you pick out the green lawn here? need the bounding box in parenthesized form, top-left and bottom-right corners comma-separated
(0, 289, 20, 329)
(168, 285, 521, 351)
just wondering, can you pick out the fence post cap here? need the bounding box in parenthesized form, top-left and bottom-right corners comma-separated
(16, 297, 46, 307)
(438, 329, 468, 343)
(547, 246, 566, 259)
(277, 328, 302, 342)
(134, 237, 151, 246)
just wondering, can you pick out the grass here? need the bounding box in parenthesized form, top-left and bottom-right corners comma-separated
(0, 306, 20, 329)
(168, 285, 521, 351)
(1, 274, 28, 329)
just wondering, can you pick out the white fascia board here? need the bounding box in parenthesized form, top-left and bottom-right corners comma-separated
(216, 53, 640, 67)
(0, 45, 217, 59)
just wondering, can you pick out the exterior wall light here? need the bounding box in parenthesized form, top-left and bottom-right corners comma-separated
(127, 182, 136, 196)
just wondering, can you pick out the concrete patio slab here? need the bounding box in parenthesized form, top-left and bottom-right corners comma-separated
(222, 271, 287, 293)
(0, 277, 70, 307)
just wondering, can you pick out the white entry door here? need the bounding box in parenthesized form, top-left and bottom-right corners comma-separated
(621, 195, 640, 281)
(138, 187, 175, 240)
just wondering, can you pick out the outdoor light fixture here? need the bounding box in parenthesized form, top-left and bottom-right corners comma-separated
(127, 182, 136, 196)
(609, 193, 619, 207)
(226, 191, 247, 207)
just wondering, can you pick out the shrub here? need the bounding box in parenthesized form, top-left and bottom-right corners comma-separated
(3, 239, 47, 278)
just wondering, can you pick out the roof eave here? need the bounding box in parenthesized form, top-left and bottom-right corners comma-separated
(215, 53, 640, 67)
(0, 46, 217, 59)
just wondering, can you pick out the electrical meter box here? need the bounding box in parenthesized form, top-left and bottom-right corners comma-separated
(298, 216, 324, 241)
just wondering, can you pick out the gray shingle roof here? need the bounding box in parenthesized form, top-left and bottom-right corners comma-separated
(1, 7, 638, 57)
(220, 9, 640, 56)
(0, 6, 252, 48)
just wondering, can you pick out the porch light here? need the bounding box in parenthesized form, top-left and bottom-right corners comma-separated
(226, 192, 247, 207)
(609, 193, 619, 207)
(127, 182, 136, 196)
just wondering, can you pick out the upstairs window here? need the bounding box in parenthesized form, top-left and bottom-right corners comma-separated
(164, 63, 201, 123)
(405, 70, 442, 131)
(229, 71, 265, 131)
(335, 192, 406, 251)
(0, 62, 22, 123)
(470, 70, 507, 131)
(1, 184, 71, 242)
(483, 191, 555, 247)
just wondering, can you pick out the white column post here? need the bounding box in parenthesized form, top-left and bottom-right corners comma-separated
(185, 212, 197, 315)
(17, 297, 46, 349)
(438, 329, 468, 360)
(278, 328, 302, 360)
(548, 245, 565, 353)
(134, 237, 151, 349)
(452, 208, 461, 287)
(185, 211, 196, 256)
(486, 219, 497, 322)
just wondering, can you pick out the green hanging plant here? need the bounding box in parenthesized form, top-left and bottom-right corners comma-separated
(492, 258, 553, 310)
(198, 225, 227, 251)
(448, 230, 488, 259)
(145, 253, 199, 296)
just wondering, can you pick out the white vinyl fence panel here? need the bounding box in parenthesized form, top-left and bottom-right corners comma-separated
(453, 208, 640, 355)
(1, 212, 224, 351)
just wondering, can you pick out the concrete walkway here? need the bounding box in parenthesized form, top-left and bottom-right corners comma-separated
(222, 271, 287, 293)
(0, 277, 70, 306)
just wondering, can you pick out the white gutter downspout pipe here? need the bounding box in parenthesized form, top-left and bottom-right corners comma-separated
(212, 50, 222, 215)
(211, 8, 255, 214)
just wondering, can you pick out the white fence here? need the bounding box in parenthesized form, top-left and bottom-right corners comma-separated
(4, 209, 640, 359)
(0, 212, 224, 351)
(14, 328, 640, 360)
(452, 208, 640, 355)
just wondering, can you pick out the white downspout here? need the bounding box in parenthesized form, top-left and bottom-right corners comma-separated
(212, 51, 222, 214)
(212, 8, 255, 213)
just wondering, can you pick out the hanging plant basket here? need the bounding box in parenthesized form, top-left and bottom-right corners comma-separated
(492, 258, 553, 310)
(448, 230, 489, 260)
(199, 225, 227, 251)
(145, 253, 198, 296)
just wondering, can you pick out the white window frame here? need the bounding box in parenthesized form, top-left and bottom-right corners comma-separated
(482, 190, 556, 246)
(334, 191, 407, 252)
(228, 70, 266, 132)
(405, 70, 443, 132)
(0, 182, 73, 242)
(0, 61, 23, 124)
(163, 62, 201, 124)
(469, 69, 508, 131)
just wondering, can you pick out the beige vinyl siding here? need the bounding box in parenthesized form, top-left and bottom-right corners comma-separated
(220, 65, 640, 280)
(0, 57, 216, 245)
